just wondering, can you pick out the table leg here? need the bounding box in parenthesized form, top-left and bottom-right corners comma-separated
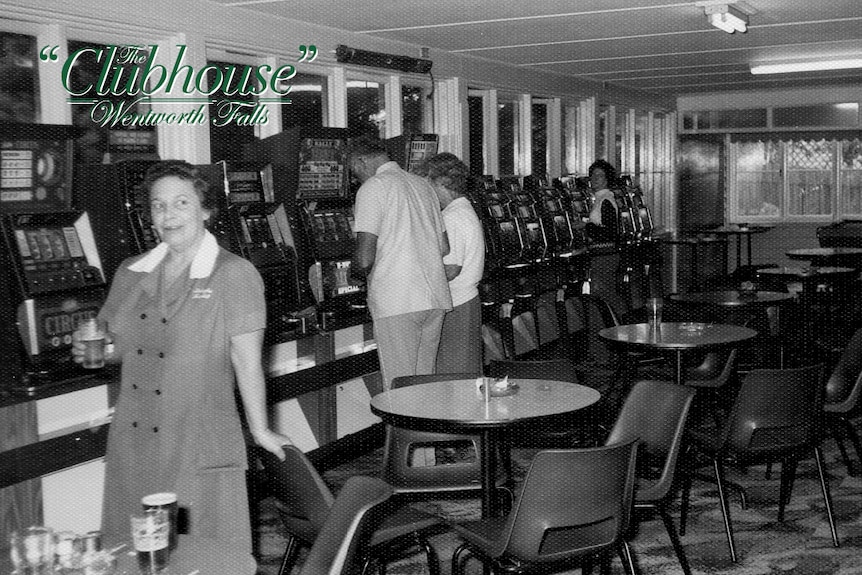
(675, 351, 684, 386)
(479, 429, 497, 519)
(737, 235, 743, 270)
(746, 234, 753, 268)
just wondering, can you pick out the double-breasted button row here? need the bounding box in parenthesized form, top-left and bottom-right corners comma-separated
(130, 422, 159, 433)
(135, 349, 165, 357)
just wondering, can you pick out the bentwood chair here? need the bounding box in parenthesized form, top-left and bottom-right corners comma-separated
(679, 364, 839, 563)
(450, 440, 640, 575)
(298, 475, 392, 575)
(823, 326, 862, 476)
(605, 380, 696, 575)
(258, 445, 442, 575)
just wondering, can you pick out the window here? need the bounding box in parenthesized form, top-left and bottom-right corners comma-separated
(347, 79, 386, 139)
(67, 41, 154, 165)
(498, 98, 518, 176)
(562, 104, 578, 175)
(207, 60, 258, 163)
(468, 93, 485, 176)
(401, 84, 426, 134)
(282, 71, 327, 129)
(730, 138, 862, 222)
(531, 102, 548, 178)
(0, 32, 38, 123)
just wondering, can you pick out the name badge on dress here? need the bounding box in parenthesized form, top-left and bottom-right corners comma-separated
(192, 288, 213, 299)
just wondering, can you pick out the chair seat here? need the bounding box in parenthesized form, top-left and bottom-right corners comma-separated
(369, 505, 443, 547)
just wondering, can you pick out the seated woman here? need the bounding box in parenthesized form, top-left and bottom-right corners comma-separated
(585, 159, 619, 243)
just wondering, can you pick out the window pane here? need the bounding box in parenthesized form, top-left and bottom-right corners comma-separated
(498, 100, 516, 176)
(401, 85, 425, 134)
(735, 141, 782, 217)
(774, 104, 859, 128)
(282, 72, 327, 129)
(562, 104, 577, 174)
(703, 109, 766, 129)
(840, 139, 862, 216)
(208, 60, 258, 163)
(68, 41, 154, 165)
(786, 140, 833, 216)
(347, 79, 385, 139)
(0, 32, 39, 122)
(531, 102, 547, 177)
(468, 94, 485, 176)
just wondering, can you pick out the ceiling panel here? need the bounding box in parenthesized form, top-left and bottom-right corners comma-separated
(218, 0, 862, 96)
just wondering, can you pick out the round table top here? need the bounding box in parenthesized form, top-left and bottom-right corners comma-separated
(690, 225, 774, 236)
(370, 378, 600, 430)
(757, 265, 856, 277)
(599, 322, 757, 351)
(115, 536, 256, 575)
(787, 247, 862, 259)
(670, 290, 794, 307)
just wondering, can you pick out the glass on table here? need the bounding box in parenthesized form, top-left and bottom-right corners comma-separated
(9, 526, 54, 575)
(646, 297, 663, 327)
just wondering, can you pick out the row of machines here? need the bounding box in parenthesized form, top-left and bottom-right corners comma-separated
(0, 122, 440, 393)
(0, 119, 661, 392)
(468, 172, 659, 283)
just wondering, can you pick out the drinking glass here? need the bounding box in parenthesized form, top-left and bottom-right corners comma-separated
(130, 510, 170, 574)
(79, 318, 107, 369)
(9, 526, 54, 575)
(646, 297, 663, 327)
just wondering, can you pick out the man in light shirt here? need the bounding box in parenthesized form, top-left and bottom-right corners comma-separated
(349, 136, 452, 390)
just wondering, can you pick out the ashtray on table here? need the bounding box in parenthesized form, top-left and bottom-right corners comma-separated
(476, 376, 520, 397)
(679, 322, 707, 334)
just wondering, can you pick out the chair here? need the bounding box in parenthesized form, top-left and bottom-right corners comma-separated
(450, 440, 640, 575)
(257, 445, 442, 575)
(489, 357, 604, 446)
(298, 475, 392, 575)
(383, 373, 510, 498)
(605, 380, 696, 575)
(679, 364, 839, 563)
(823, 326, 862, 476)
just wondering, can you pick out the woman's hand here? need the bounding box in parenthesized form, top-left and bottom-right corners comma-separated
(251, 428, 291, 460)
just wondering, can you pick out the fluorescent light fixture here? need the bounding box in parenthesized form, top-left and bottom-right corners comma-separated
(704, 4, 748, 34)
(750, 58, 862, 75)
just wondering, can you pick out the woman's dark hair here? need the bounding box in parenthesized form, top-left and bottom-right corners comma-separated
(588, 159, 617, 185)
(142, 160, 218, 223)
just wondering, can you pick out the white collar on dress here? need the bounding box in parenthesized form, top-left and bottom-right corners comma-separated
(127, 230, 219, 278)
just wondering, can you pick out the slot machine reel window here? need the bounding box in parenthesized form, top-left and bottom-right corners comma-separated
(67, 41, 154, 165)
(0, 32, 39, 123)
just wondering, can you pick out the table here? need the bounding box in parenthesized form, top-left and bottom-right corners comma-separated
(598, 322, 757, 386)
(689, 225, 773, 270)
(786, 247, 862, 268)
(670, 290, 794, 367)
(115, 535, 257, 575)
(756, 266, 857, 292)
(370, 378, 600, 519)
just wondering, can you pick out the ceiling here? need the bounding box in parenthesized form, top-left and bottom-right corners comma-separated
(215, 0, 862, 98)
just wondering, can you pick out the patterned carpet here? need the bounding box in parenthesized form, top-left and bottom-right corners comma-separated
(253, 418, 862, 575)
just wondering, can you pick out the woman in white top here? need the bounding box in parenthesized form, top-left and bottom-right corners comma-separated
(416, 153, 486, 374)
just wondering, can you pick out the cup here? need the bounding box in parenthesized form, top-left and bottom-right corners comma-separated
(79, 318, 107, 369)
(646, 297, 663, 327)
(142, 492, 178, 552)
(10, 526, 54, 575)
(130, 510, 170, 575)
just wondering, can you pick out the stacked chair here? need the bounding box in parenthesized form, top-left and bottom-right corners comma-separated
(823, 326, 862, 476)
